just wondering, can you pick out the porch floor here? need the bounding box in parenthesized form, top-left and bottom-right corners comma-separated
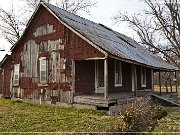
(74, 91, 151, 107)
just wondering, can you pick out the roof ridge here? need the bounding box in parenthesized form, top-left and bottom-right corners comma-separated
(43, 2, 99, 26)
(43, 3, 118, 36)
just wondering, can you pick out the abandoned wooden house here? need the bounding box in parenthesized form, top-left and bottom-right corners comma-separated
(0, 3, 179, 108)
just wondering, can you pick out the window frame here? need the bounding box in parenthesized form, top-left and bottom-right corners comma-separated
(114, 60, 122, 87)
(13, 64, 20, 86)
(39, 57, 48, 84)
(141, 67, 146, 87)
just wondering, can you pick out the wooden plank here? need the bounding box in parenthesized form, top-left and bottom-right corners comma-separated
(74, 96, 116, 107)
(71, 59, 75, 103)
(134, 65, 137, 96)
(151, 93, 180, 107)
(131, 65, 135, 92)
(159, 71, 162, 94)
(175, 71, 178, 93)
(151, 69, 154, 91)
(104, 58, 108, 99)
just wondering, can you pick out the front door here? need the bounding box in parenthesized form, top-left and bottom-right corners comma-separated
(95, 60, 104, 93)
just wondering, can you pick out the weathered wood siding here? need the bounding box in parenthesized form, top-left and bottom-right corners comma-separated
(9, 5, 104, 102)
(137, 66, 152, 90)
(108, 58, 132, 93)
(108, 58, 152, 93)
(0, 57, 12, 97)
(75, 60, 95, 94)
(0, 69, 3, 96)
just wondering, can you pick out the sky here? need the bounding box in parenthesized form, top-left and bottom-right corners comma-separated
(0, 0, 148, 61)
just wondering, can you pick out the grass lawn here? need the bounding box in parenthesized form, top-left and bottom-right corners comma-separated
(153, 85, 180, 133)
(1, 98, 180, 133)
(0, 99, 122, 132)
(154, 107, 180, 133)
(154, 85, 180, 93)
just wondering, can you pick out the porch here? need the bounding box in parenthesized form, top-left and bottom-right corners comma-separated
(74, 91, 151, 107)
(73, 58, 179, 107)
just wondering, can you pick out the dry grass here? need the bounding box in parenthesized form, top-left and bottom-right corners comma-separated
(154, 85, 180, 96)
(153, 85, 180, 133)
(154, 107, 180, 133)
(0, 99, 122, 132)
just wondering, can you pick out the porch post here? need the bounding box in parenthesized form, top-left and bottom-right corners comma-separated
(170, 77, 172, 93)
(134, 65, 137, 96)
(159, 71, 162, 94)
(175, 71, 178, 93)
(151, 69, 154, 91)
(71, 59, 75, 103)
(104, 58, 108, 99)
(132, 64, 137, 96)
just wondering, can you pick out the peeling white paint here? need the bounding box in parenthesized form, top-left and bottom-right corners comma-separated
(21, 40, 38, 79)
(33, 23, 56, 37)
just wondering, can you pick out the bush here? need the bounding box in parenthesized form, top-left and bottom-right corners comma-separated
(120, 97, 167, 132)
(107, 116, 126, 132)
(153, 104, 168, 120)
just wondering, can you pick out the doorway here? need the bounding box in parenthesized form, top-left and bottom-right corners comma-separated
(95, 60, 104, 93)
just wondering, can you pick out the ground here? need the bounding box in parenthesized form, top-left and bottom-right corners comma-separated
(153, 85, 180, 133)
(0, 99, 123, 132)
(0, 93, 180, 133)
(154, 107, 180, 132)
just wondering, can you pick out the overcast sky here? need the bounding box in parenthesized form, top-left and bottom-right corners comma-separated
(0, 0, 148, 61)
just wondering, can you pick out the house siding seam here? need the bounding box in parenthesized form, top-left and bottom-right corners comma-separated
(5, 6, 104, 102)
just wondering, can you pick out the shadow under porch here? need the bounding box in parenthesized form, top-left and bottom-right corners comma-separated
(73, 58, 153, 107)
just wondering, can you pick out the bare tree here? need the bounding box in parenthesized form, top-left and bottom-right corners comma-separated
(0, 7, 23, 45)
(113, 0, 180, 68)
(0, 0, 97, 45)
(56, 0, 97, 15)
(24, 0, 97, 15)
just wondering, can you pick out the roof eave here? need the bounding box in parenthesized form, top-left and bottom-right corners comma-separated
(109, 54, 179, 72)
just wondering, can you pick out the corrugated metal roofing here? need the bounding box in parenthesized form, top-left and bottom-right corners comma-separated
(44, 3, 178, 71)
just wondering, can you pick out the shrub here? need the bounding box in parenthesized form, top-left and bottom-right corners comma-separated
(107, 116, 126, 132)
(120, 97, 166, 132)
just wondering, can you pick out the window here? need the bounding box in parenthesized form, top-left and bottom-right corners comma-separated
(13, 64, 20, 86)
(39, 57, 47, 83)
(115, 60, 122, 86)
(141, 67, 146, 87)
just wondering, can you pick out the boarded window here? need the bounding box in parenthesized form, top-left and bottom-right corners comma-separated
(13, 64, 20, 86)
(141, 67, 146, 87)
(115, 60, 122, 86)
(39, 57, 47, 83)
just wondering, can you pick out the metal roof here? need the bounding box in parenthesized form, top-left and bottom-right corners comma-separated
(43, 3, 179, 71)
